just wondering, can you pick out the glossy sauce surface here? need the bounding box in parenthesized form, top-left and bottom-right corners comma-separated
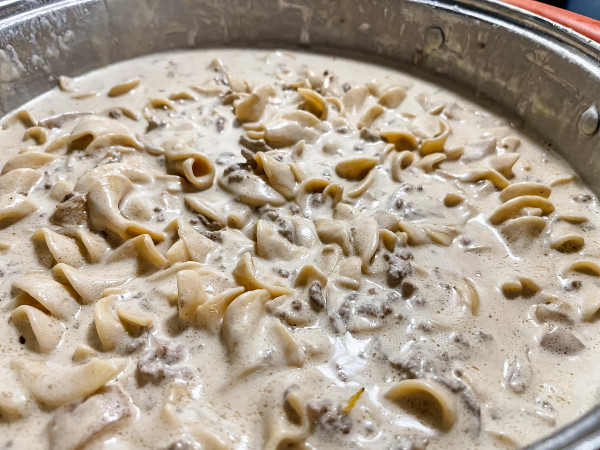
(1, 49, 600, 449)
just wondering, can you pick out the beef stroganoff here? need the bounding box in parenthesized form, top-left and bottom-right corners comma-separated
(1, 49, 600, 449)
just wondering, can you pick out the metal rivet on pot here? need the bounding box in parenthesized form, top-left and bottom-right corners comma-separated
(578, 105, 599, 136)
(424, 27, 444, 50)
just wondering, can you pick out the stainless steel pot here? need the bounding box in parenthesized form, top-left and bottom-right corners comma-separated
(1, 0, 599, 447)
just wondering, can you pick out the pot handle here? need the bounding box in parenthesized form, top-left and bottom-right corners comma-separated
(501, 0, 600, 43)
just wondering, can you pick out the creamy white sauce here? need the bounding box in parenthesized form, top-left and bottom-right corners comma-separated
(1, 49, 600, 449)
